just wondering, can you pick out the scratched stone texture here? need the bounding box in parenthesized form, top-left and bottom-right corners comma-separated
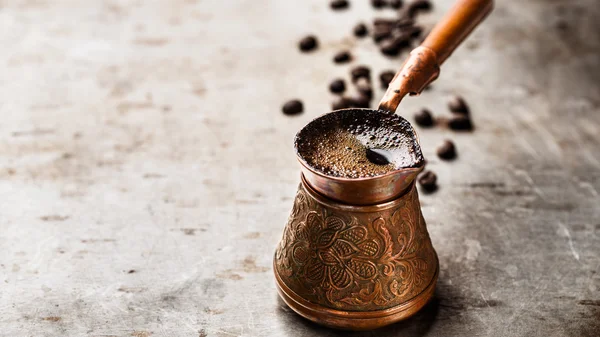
(0, 0, 598, 336)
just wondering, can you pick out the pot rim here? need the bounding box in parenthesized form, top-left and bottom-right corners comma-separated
(300, 173, 420, 212)
(294, 108, 425, 182)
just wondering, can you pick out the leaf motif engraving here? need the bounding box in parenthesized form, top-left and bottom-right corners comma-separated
(332, 240, 358, 258)
(339, 226, 367, 244)
(339, 280, 383, 306)
(294, 222, 309, 241)
(329, 264, 353, 289)
(292, 245, 310, 264)
(358, 241, 379, 257)
(389, 278, 409, 297)
(346, 259, 377, 279)
(319, 249, 339, 265)
(325, 216, 345, 231)
(305, 259, 325, 282)
(317, 230, 337, 247)
(306, 212, 321, 236)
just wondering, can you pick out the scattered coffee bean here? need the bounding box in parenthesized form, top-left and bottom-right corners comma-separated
(333, 50, 352, 63)
(353, 23, 368, 37)
(348, 94, 371, 108)
(408, 25, 423, 38)
(373, 18, 397, 27)
(282, 99, 304, 116)
(371, 0, 387, 9)
(380, 34, 410, 56)
(394, 31, 413, 44)
(355, 78, 373, 99)
(330, 0, 349, 10)
(437, 140, 457, 160)
(379, 70, 395, 89)
(414, 108, 434, 127)
(329, 79, 346, 94)
(447, 95, 469, 114)
(410, 0, 431, 11)
(351, 65, 371, 82)
(395, 17, 415, 28)
(373, 25, 393, 42)
(418, 170, 437, 192)
(448, 115, 473, 131)
(299, 36, 318, 52)
(406, 0, 432, 17)
(379, 38, 398, 56)
(390, 0, 403, 9)
(332, 96, 352, 110)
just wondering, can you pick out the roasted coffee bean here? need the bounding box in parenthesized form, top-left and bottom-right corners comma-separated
(409, 0, 431, 11)
(329, 79, 346, 94)
(355, 78, 373, 100)
(408, 25, 423, 38)
(371, 0, 387, 9)
(282, 100, 304, 116)
(332, 97, 352, 110)
(395, 17, 415, 29)
(414, 108, 434, 127)
(393, 32, 412, 46)
(349, 94, 370, 108)
(373, 26, 393, 42)
(437, 140, 457, 160)
(398, 39, 411, 50)
(379, 70, 395, 88)
(353, 23, 368, 37)
(418, 170, 437, 192)
(373, 18, 397, 27)
(390, 0, 403, 9)
(404, 0, 432, 18)
(380, 38, 400, 56)
(447, 95, 469, 114)
(298, 35, 318, 52)
(381, 34, 410, 56)
(351, 65, 371, 82)
(448, 115, 473, 131)
(333, 50, 352, 63)
(330, 0, 349, 10)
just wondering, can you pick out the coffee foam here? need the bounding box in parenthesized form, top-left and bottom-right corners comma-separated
(295, 109, 424, 179)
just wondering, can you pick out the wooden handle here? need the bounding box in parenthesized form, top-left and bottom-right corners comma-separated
(422, 0, 494, 64)
(378, 0, 494, 113)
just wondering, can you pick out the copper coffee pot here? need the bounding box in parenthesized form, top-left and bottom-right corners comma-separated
(274, 0, 494, 330)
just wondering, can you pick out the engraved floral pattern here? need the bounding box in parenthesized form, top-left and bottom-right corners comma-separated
(275, 183, 437, 311)
(290, 212, 379, 290)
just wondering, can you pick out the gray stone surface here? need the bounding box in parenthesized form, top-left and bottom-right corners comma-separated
(0, 0, 599, 336)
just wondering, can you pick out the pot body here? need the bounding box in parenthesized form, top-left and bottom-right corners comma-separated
(274, 175, 439, 330)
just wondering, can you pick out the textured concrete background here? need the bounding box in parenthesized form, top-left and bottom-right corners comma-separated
(0, 0, 599, 336)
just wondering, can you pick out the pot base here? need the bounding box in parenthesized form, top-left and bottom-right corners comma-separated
(274, 261, 438, 331)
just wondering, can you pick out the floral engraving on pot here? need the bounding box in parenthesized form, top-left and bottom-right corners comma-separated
(275, 183, 438, 311)
(290, 213, 379, 289)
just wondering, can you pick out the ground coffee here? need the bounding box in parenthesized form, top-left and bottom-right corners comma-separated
(295, 109, 424, 178)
